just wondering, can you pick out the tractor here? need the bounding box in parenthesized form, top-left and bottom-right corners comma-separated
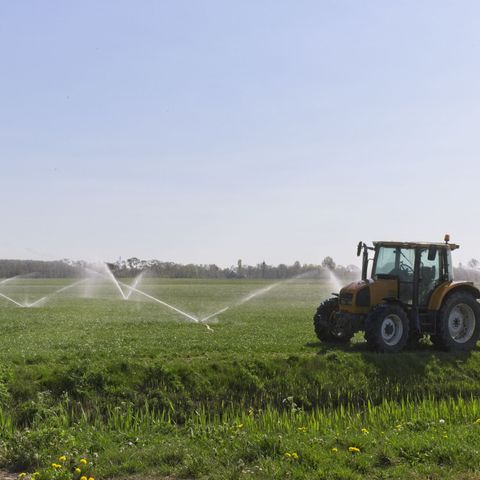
(314, 235, 480, 352)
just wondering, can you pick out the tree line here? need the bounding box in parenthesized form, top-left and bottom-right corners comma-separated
(0, 257, 359, 280)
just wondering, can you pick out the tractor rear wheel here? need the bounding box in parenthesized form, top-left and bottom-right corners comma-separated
(313, 298, 353, 343)
(365, 304, 410, 352)
(431, 292, 480, 351)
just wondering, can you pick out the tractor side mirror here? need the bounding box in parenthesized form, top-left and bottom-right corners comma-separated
(357, 241, 363, 257)
(428, 247, 437, 261)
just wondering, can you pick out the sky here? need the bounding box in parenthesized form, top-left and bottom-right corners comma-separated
(1, 1, 480, 268)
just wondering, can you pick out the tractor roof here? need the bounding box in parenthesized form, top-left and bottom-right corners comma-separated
(373, 241, 460, 251)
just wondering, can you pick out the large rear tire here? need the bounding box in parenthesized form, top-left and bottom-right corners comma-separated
(313, 298, 353, 343)
(430, 292, 480, 352)
(365, 304, 409, 353)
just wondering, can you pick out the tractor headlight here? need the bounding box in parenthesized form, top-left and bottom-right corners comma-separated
(339, 292, 353, 305)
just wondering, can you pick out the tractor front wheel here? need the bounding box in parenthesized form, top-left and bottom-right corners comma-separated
(431, 292, 480, 351)
(365, 304, 410, 352)
(313, 298, 353, 343)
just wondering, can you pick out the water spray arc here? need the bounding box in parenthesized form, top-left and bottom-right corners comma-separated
(124, 271, 145, 300)
(82, 266, 200, 323)
(25, 279, 88, 308)
(201, 307, 230, 323)
(0, 273, 36, 286)
(103, 263, 128, 300)
(118, 281, 199, 323)
(200, 282, 281, 323)
(0, 292, 25, 307)
(326, 268, 343, 293)
(0, 273, 44, 307)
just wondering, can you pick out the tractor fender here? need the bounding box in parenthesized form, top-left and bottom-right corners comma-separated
(428, 281, 480, 311)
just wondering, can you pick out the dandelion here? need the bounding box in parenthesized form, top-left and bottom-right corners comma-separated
(75, 468, 82, 474)
(331, 447, 338, 453)
(361, 428, 369, 434)
(292, 452, 299, 460)
(51, 464, 62, 469)
(59, 455, 67, 462)
(348, 447, 361, 453)
(474, 418, 480, 425)
(284, 452, 291, 458)
(79, 459, 88, 465)
(88, 477, 94, 480)
(80, 476, 87, 480)
(297, 426, 307, 433)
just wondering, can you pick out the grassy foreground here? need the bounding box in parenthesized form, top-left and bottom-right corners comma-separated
(0, 278, 480, 479)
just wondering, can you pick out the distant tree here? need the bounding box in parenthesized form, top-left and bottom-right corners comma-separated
(127, 257, 141, 271)
(322, 256, 336, 271)
(261, 261, 267, 278)
(468, 258, 480, 270)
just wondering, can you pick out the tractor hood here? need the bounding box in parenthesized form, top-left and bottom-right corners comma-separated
(341, 280, 371, 294)
(338, 278, 398, 313)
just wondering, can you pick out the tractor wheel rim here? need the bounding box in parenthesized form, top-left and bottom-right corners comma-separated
(448, 303, 475, 343)
(381, 314, 403, 346)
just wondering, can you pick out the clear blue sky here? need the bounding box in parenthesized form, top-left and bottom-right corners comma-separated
(1, 1, 480, 267)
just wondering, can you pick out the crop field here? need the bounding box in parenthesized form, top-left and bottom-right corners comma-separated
(1, 278, 480, 479)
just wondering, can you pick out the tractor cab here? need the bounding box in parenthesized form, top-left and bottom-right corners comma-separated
(368, 240, 457, 308)
(314, 236, 480, 352)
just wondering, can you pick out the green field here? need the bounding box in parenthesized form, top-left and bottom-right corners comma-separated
(1, 278, 480, 479)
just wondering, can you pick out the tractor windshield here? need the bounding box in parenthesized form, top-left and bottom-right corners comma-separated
(373, 246, 415, 281)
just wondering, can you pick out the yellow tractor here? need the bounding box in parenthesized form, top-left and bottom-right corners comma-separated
(314, 235, 480, 352)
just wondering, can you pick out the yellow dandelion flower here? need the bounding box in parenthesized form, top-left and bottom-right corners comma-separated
(297, 426, 307, 433)
(348, 447, 360, 453)
(88, 477, 94, 480)
(80, 476, 87, 480)
(75, 468, 82, 474)
(284, 452, 291, 458)
(59, 455, 67, 462)
(292, 452, 299, 460)
(474, 418, 480, 424)
(331, 447, 338, 453)
(361, 428, 369, 434)
(79, 459, 88, 465)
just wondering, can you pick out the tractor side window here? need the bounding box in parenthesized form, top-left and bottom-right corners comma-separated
(396, 248, 415, 281)
(447, 250, 454, 280)
(419, 248, 441, 306)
